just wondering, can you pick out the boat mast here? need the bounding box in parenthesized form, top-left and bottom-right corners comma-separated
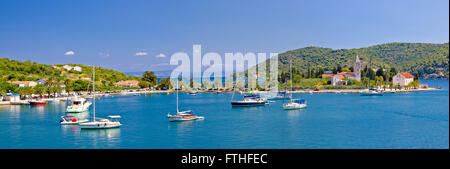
(92, 65, 95, 122)
(369, 55, 372, 89)
(176, 80, 179, 114)
(289, 55, 293, 103)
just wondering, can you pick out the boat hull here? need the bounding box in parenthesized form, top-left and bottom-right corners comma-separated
(78, 122, 121, 129)
(169, 116, 204, 122)
(231, 101, 267, 106)
(60, 119, 88, 125)
(30, 101, 47, 105)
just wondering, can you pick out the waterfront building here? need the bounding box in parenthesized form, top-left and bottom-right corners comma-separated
(322, 56, 362, 85)
(5, 94, 21, 102)
(393, 73, 414, 86)
(8, 81, 37, 87)
(115, 80, 139, 87)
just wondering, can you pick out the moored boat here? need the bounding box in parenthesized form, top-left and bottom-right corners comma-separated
(78, 66, 122, 129)
(282, 54, 307, 110)
(66, 97, 91, 113)
(283, 99, 307, 110)
(60, 116, 88, 125)
(231, 94, 267, 106)
(78, 116, 122, 129)
(29, 100, 47, 105)
(167, 81, 204, 122)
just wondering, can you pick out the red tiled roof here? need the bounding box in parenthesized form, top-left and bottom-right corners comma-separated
(322, 74, 335, 77)
(115, 80, 139, 85)
(338, 72, 355, 75)
(8, 81, 34, 84)
(400, 73, 414, 78)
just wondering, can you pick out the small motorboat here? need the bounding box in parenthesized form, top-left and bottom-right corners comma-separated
(360, 89, 383, 96)
(60, 116, 88, 125)
(188, 90, 198, 95)
(29, 100, 47, 105)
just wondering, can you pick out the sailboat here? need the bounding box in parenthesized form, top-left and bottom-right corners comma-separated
(360, 55, 383, 96)
(78, 66, 122, 129)
(167, 81, 204, 122)
(283, 55, 307, 110)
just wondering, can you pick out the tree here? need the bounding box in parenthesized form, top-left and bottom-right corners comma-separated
(142, 71, 158, 86)
(138, 81, 150, 88)
(33, 84, 45, 98)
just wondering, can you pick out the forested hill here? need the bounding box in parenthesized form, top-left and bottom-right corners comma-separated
(0, 58, 134, 84)
(264, 42, 449, 78)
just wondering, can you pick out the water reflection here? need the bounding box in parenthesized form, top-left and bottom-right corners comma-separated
(60, 125, 78, 135)
(80, 128, 120, 138)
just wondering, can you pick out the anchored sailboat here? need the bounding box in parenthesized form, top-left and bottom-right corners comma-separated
(167, 81, 204, 122)
(360, 55, 383, 96)
(78, 66, 122, 129)
(283, 54, 307, 110)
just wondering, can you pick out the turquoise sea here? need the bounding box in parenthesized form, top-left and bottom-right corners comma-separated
(0, 80, 448, 149)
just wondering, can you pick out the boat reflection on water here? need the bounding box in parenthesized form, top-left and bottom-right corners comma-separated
(286, 108, 307, 118)
(80, 128, 121, 140)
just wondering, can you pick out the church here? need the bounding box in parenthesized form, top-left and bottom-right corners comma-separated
(321, 56, 361, 85)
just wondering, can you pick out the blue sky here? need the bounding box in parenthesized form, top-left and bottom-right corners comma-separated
(0, 0, 448, 72)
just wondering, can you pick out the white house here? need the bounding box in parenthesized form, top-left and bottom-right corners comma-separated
(393, 73, 414, 86)
(8, 81, 37, 87)
(73, 66, 82, 72)
(63, 65, 73, 71)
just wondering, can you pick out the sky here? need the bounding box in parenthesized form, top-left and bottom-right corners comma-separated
(0, 0, 448, 73)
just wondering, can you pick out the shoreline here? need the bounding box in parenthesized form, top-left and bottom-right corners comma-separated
(0, 87, 440, 106)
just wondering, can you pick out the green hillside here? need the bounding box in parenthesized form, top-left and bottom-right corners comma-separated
(262, 42, 449, 78)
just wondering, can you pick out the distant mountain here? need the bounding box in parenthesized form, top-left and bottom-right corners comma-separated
(257, 42, 449, 78)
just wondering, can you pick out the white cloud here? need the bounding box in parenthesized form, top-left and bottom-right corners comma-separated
(156, 53, 166, 58)
(64, 51, 75, 55)
(135, 52, 148, 56)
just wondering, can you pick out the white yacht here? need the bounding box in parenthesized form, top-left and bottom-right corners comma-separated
(79, 66, 122, 129)
(283, 99, 307, 110)
(283, 55, 307, 110)
(66, 97, 91, 113)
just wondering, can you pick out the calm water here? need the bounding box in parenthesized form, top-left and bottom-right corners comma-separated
(0, 80, 448, 149)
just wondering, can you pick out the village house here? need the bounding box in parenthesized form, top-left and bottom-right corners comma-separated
(73, 66, 82, 72)
(393, 73, 414, 86)
(63, 65, 73, 71)
(322, 55, 361, 85)
(8, 81, 37, 87)
(115, 80, 139, 87)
